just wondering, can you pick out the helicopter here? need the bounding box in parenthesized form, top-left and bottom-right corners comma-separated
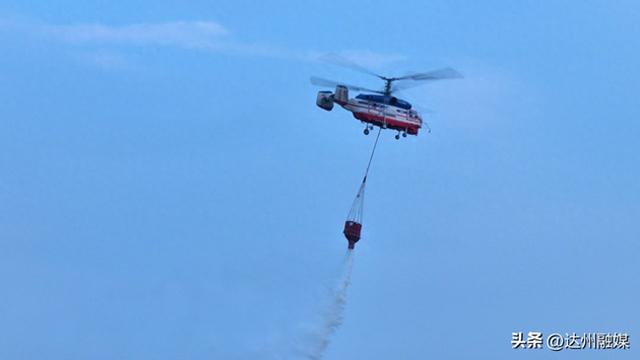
(311, 55, 462, 139)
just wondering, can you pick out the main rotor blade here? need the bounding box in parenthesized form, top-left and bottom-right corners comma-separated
(393, 67, 463, 81)
(390, 80, 437, 93)
(310, 76, 383, 94)
(319, 53, 384, 79)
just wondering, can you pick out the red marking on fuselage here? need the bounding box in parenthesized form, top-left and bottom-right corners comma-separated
(352, 111, 420, 135)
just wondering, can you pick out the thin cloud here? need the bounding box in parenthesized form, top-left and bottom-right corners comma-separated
(1, 18, 404, 68)
(42, 21, 228, 49)
(76, 51, 132, 70)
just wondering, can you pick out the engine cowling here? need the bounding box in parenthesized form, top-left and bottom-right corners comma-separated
(316, 91, 334, 111)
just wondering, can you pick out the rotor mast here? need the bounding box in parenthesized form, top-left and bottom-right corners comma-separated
(382, 78, 393, 96)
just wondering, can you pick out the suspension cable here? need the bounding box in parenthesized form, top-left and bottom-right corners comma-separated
(347, 127, 383, 223)
(362, 127, 382, 184)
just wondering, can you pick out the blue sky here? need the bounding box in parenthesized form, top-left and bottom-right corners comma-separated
(1, 1, 638, 359)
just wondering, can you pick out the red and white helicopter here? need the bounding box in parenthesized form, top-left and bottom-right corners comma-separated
(311, 55, 462, 139)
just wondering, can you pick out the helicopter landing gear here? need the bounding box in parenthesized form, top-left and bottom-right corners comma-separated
(395, 133, 400, 140)
(402, 131, 407, 138)
(364, 128, 370, 135)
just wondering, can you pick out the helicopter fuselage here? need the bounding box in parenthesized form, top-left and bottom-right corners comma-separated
(316, 87, 422, 136)
(340, 95, 422, 135)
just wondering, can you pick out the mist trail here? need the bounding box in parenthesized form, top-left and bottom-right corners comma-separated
(298, 251, 355, 360)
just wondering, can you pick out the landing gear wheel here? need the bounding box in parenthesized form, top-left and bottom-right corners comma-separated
(364, 128, 370, 135)
(402, 132, 407, 138)
(395, 134, 400, 140)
